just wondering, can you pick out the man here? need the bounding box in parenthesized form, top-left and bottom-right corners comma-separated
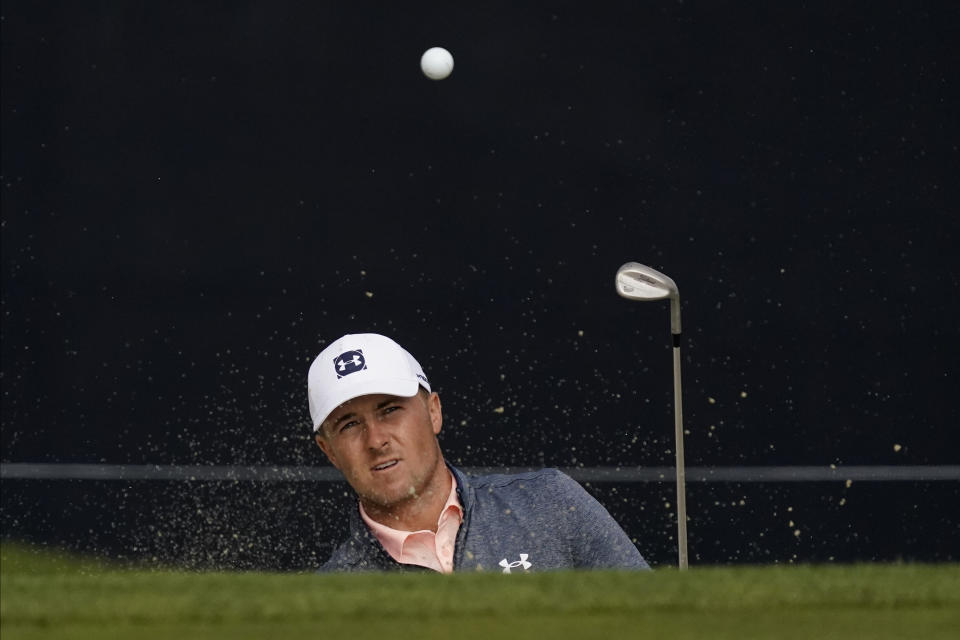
(308, 333, 649, 573)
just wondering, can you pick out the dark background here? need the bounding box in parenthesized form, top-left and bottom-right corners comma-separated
(2, 1, 958, 568)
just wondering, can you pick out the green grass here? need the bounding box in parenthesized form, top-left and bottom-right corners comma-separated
(2, 542, 959, 639)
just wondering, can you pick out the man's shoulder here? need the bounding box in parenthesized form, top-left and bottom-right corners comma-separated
(320, 514, 399, 573)
(468, 468, 566, 487)
(320, 537, 364, 571)
(464, 467, 585, 503)
(321, 535, 394, 572)
(458, 466, 621, 525)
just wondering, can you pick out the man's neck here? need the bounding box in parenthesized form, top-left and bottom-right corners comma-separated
(361, 466, 453, 532)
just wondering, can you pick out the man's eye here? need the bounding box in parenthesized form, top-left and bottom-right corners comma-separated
(382, 406, 401, 415)
(340, 420, 359, 432)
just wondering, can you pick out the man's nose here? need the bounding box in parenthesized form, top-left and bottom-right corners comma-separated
(363, 419, 390, 449)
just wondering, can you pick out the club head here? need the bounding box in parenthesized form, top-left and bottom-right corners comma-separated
(615, 262, 678, 301)
(615, 262, 682, 335)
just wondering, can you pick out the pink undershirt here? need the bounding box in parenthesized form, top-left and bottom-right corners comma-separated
(359, 471, 463, 574)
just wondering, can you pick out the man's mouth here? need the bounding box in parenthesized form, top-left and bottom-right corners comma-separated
(371, 459, 399, 472)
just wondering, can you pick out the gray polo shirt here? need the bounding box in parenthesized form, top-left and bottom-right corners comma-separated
(322, 464, 650, 572)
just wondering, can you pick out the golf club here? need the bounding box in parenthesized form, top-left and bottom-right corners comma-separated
(615, 262, 688, 570)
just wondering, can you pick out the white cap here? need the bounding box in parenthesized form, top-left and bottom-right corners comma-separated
(307, 333, 431, 432)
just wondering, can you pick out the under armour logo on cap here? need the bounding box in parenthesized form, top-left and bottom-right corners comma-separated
(334, 350, 366, 378)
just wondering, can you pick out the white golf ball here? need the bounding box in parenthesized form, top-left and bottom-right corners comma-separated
(420, 47, 454, 80)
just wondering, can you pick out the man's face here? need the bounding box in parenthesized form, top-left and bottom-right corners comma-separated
(315, 391, 444, 510)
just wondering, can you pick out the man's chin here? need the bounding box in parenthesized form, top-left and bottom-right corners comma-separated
(361, 484, 419, 510)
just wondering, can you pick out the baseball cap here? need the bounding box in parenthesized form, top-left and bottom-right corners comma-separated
(307, 333, 431, 432)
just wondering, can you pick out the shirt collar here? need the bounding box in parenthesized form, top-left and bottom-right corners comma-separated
(359, 470, 463, 558)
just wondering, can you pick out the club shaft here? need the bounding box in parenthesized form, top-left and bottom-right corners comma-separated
(673, 339, 689, 570)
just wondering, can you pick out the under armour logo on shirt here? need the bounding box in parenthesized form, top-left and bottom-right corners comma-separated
(334, 350, 366, 378)
(499, 553, 532, 574)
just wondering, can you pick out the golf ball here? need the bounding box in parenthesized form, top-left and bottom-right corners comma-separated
(420, 47, 454, 80)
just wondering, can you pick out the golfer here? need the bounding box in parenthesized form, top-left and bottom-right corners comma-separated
(308, 333, 650, 573)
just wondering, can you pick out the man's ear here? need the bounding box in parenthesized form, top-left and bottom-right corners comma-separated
(315, 433, 340, 469)
(428, 392, 443, 435)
